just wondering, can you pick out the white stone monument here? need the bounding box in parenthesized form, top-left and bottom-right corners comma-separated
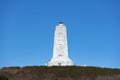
(47, 22, 73, 66)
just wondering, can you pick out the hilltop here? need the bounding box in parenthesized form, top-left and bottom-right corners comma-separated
(0, 66, 120, 80)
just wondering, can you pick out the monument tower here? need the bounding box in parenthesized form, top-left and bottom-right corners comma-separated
(47, 22, 73, 66)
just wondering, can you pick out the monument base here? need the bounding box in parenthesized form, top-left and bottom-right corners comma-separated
(47, 58, 73, 66)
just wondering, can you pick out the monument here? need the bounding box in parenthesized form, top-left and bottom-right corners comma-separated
(47, 22, 73, 66)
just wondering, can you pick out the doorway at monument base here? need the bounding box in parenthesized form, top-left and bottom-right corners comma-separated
(47, 58, 73, 66)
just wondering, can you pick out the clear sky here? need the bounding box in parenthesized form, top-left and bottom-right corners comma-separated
(0, 0, 120, 68)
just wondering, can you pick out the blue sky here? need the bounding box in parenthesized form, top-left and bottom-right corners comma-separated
(0, 0, 120, 68)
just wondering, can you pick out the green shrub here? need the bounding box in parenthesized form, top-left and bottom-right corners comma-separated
(0, 75, 8, 80)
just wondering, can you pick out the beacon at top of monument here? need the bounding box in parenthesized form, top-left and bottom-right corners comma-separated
(59, 21, 64, 24)
(47, 22, 73, 66)
(57, 22, 65, 26)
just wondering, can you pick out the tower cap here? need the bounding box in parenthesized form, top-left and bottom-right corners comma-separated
(59, 22, 64, 24)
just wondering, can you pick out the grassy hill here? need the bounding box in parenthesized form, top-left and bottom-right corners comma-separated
(0, 66, 120, 80)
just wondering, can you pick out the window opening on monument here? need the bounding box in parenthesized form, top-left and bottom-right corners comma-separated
(59, 32, 62, 34)
(58, 44, 62, 45)
(58, 54, 62, 57)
